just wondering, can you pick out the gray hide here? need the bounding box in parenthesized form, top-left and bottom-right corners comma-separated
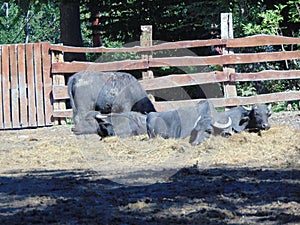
(147, 100, 231, 145)
(71, 111, 147, 138)
(68, 71, 156, 127)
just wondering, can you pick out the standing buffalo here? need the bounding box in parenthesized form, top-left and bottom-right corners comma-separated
(221, 104, 272, 132)
(146, 100, 232, 145)
(71, 111, 147, 138)
(68, 71, 156, 128)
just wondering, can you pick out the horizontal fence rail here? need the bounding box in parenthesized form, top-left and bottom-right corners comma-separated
(50, 34, 300, 53)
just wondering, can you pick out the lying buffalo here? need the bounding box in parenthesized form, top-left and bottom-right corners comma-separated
(71, 111, 147, 138)
(146, 100, 232, 145)
(68, 71, 156, 127)
(221, 104, 272, 132)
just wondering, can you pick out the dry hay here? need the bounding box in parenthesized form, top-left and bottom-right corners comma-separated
(0, 124, 299, 178)
(93, 125, 300, 170)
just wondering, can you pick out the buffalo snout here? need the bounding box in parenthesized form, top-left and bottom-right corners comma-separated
(261, 123, 271, 130)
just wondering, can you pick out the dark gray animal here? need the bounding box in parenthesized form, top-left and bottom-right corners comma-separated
(146, 100, 232, 145)
(188, 101, 233, 145)
(71, 111, 147, 138)
(68, 71, 156, 127)
(221, 104, 272, 132)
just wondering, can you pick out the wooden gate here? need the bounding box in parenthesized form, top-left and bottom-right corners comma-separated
(0, 42, 52, 129)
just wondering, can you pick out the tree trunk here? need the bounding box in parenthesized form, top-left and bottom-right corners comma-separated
(60, 0, 86, 61)
(89, 0, 102, 47)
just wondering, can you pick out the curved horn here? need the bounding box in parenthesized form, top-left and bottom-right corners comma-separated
(192, 115, 202, 129)
(95, 113, 108, 119)
(242, 105, 252, 111)
(212, 117, 232, 129)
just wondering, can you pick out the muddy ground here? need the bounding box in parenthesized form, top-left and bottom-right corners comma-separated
(0, 111, 299, 224)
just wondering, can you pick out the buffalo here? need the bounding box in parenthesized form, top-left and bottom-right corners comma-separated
(68, 71, 156, 130)
(71, 111, 147, 138)
(146, 100, 232, 145)
(221, 104, 272, 133)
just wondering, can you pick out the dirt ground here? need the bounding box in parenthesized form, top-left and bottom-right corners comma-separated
(0, 111, 299, 224)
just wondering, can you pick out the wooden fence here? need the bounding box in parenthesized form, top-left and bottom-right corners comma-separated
(50, 33, 300, 123)
(0, 42, 52, 129)
(1, 15, 300, 128)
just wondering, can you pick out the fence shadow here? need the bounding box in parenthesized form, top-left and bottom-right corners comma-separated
(0, 167, 299, 224)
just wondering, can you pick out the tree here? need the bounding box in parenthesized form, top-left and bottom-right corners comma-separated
(0, 1, 60, 44)
(60, 0, 85, 61)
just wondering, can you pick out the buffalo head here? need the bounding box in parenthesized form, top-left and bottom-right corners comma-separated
(189, 115, 232, 146)
(247, 104, 272, 131)
(71, 111, 114, 137)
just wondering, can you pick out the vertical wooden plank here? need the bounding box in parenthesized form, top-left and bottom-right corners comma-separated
(33, 43, 45, 126)
(52, 49, 66, 125)
(18, 44, 28, 127)
(10, 44, 20, 128)
(0, 46, 3, 128)
(41, 42, 53, 125)
(26, 43, 37, 127)
(140, 25, 154, 80)
(2, 45, 11, 128)
(221, 13, 237, 100)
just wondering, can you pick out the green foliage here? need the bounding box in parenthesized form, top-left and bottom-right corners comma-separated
(0, 2, 23, 44)
(243, 4, 286, 35)
(0, 1, 60, 44)
(287, 0, 300, 23)
(236, 82, 257, 97)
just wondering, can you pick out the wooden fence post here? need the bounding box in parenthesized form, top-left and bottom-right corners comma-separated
(221, 13, 237, 100)
(52, 49, 67, 125)
(140, 25, 154, 80)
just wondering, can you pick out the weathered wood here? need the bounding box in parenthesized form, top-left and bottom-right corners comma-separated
(18, 44, 28, 127)
(53, 109, 72, 118)
(41, 42, 53, 125)
(52, 51, 299, 74)
(140, 72, 228, 90)
(10, 44, 20, 128)
(52, 49, 67, 125)
(2, 45, 12, 128)
(52, 85, 69, 100)
(148, 51, 300, 68)
(227, 35, 300, 48)
(230, 70, 300, 82)
(50, 35, 300, 54)
(51, 59, 149, 74)
(221, 13, 237, 100)
(211, 91, 300, 107)
(141, 25, 154, 80)
(26, 44, 37, 127)
(34, 43, 45, 126)
(153, 91, 300, 111)
(49, 39, 225, 54)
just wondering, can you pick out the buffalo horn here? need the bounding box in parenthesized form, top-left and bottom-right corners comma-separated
(212, 117, 232, 129)
(95, 113, 108, 119)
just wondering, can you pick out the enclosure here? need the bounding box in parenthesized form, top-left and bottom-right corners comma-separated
(0, 13, 300, 224)
(0, 15, 300, 128)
